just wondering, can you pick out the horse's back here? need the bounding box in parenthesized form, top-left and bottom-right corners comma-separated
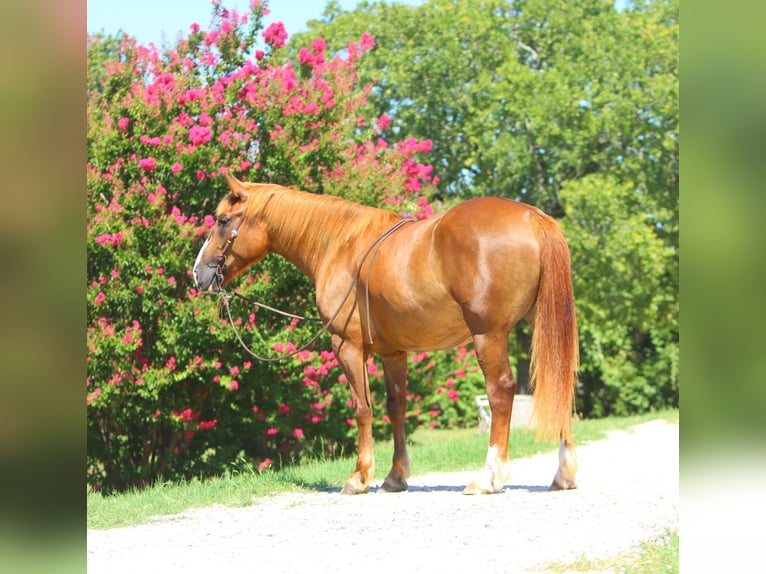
(366, 197, 545, 351)
(438, 196, 545, 232)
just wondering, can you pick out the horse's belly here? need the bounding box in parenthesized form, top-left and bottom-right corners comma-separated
(370, 299, 472, 352)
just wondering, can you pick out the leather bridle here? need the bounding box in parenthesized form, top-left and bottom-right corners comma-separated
(207, 216, 245, 288)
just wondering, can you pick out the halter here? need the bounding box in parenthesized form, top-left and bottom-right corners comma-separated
(207, 216, 245, 288)
(214, 217, 415, 362)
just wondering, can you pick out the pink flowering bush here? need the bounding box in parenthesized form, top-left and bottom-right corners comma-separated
(87, 1, 475, 492)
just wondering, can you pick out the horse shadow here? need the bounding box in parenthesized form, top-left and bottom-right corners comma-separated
(399, 483, 550, 493)
(301, 481, 549, 494)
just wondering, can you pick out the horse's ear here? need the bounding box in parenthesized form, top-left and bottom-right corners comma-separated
(224, 173, 249, 202)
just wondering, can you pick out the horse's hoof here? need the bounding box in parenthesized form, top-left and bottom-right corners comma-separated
(549, 477, 577, 491)
(462, 481, 494, 495)
(340, 479, 369, 495)
(379, 476, 408, 493)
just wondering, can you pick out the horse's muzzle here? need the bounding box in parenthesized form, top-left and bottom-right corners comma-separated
(193, 263, 222, 293)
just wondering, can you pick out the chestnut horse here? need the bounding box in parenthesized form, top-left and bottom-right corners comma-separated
(193, 175, 579, 494)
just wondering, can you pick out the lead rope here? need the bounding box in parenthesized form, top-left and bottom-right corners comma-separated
(220, 217, 414, 362)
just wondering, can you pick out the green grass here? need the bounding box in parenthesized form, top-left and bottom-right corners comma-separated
(543, 528, 679, 573)
(87, 409, 678, 530)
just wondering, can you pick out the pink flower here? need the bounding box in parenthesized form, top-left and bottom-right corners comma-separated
(278, 404, 291, 414)
(138, 157, 156, 171)
(189, 125, 212, 146)
(311, 37, 326, 53)
(359, 32, 375, 51)
(94, 292, 105, 305)
(94, 233, 124, 247)
(171, 162, 183, 174)
(376, 113, 391, 131)
(258, 458, 273, 471)
(86, 387, 101, 406)
(263, 22, 287, 48)
(136, 285, 144, 294)
(228, 380, 239, 391)
(298, 47, 314, 65)
(117, 117, 129, 131)
(250, 0, 269, 15)
(292, 428, 304, 439)
(199, 419, 217, 430)
(267, 427, 279, 436)
(174, 408, 198, 423)
(139, 135, 161, 146)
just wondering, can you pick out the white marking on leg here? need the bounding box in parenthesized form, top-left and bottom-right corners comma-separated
(485, 444, 511, 491)
(552, 440, 578, 489)
(468, 445, 511, 493)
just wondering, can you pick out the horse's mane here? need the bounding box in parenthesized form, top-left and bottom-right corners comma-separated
(243, 183, 397, 260)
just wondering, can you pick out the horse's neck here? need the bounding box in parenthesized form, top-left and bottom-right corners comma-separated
(264, 191, 394, 283)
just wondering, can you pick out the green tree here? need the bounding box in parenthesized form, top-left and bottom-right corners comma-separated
(297, 0, 677, 215)
(560, 175, 678, 416)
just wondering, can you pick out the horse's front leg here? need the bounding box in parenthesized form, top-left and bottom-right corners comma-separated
(332, 335, 375, 495)
(379, 351, 411, 492)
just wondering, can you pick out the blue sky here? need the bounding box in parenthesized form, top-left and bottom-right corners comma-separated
(88, 0, 630, 48)
(87, 0, 424, 47)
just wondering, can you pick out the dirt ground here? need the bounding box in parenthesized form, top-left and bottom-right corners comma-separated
(87, 419, 678, 573)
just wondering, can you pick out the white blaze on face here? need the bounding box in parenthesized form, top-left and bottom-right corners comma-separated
(192, 238, 210, 287)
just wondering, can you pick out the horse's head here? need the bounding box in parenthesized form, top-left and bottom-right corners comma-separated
(193, 174, 270, 292)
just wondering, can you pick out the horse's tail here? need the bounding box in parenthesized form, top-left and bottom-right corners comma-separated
(527, 211, 579, 445)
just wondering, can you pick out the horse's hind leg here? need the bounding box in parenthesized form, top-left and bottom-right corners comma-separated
(379, 351, 411, 493)
(464, 332, 516, 495)
(550, 438, 578, 490)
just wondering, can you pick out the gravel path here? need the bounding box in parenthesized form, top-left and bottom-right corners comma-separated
(88, 419, 678, 573)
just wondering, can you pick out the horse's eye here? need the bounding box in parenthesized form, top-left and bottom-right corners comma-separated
(217, 215, 230, 226)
